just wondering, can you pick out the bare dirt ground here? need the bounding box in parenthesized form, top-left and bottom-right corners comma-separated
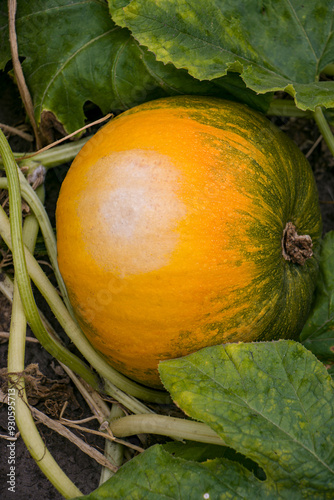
(0, 72, 333, 499)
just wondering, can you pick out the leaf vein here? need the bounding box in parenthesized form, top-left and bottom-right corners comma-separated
(39, 28, 118, 110)
(186, 354, 334, 477)
(131, 12, 293, 81)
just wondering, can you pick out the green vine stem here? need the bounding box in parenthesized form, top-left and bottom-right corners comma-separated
(103, 379, 156, 415)
(110, 414, 225, 446)
(0, 171, 73, 315)
(313, 106, 334, 157)
(8, 284, 82, 498)
(100, 405, 125, 485)
(7, 193, 82, 498)
(267, 98, 311, 118)
(265, 100, 334, 160)
(22, 185, 45, 246)
(0, 136, 90, 169)
(0, 129, 100, 389)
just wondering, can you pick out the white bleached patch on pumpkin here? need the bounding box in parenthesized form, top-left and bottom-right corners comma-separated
(79, 149, 187, 276)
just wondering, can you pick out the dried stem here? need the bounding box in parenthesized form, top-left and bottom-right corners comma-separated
(0, 123, 34, 142)
(0, 330, 39, 343)
(58, 419, 144, 453)
(31, 406, 118, 472)
(20, 113, 113, 161)
(58, 366, 110, 423)
(7, 0, 42, 148)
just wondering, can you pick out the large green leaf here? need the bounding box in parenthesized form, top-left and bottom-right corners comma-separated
(1, 0, 122, 134)
(76, 341, 334, 499)
(75, 445, 273, 500)
(0, 0, 270, 135)
(110, 0, 334, 111)
(108, 37, 272, 112)
(159, 341, 334, 497)
(301, 231, 334, 362)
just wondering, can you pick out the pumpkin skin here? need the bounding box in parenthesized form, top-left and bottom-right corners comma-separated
(56, 96, 322, 388)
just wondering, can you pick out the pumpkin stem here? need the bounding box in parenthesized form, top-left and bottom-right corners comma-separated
(282, 222, 313, 266)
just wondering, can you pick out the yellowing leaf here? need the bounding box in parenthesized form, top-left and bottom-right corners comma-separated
(110, 0, 334, 111)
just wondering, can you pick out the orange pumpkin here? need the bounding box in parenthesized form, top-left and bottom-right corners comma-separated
(56, 96, 322, 388)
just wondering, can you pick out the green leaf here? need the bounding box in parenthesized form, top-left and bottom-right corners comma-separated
(110, 0, 334, 111)
(328, 364, 334, 379)
(76, 341, 334, 499)
(109, 37, 272, 113)
(0, 5, 10, 69)
(1, 0, 123, 134)
(0, 0, 270, 135)
(75, 444, 274, 500)
(301, 231, 334, 361)
(159, 341, 334, 497)
(163, 440, 266, 480)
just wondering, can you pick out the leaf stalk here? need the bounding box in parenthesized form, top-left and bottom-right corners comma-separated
(6, 187, 82, 498)
(110, 414, 225, 446)
(0, 129, 99, 389)
(313, 106, 334, 157)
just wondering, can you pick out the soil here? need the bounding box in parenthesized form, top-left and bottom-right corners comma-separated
(0, 72, 333, 500)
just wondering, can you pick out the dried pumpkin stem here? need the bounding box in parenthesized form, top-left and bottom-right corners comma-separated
(282, 222, 313, 266)
(7, 0, 42, 148)
(0, 122, 34, 142)
(19, 113, 112, 161)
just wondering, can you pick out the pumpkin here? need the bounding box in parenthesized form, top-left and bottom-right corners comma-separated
(56, 96, 322, 388)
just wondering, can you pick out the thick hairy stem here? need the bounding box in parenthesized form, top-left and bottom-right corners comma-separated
(110, 414, 225, 446)
(9, 137, 90, 168)
(313, 106, 334, 158)
(0, 172, 73, 314)
(0, 129, 100, 389)
(7, 0, 42, 148)
(267, 99, 311, 118)
(6, 190, 82, 498)
(99, 405, 125, 485)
